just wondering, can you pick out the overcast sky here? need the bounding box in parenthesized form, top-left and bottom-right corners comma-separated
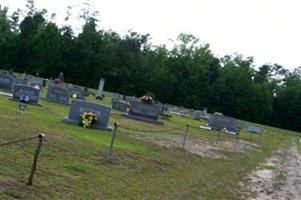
(1, 0, 300, 69)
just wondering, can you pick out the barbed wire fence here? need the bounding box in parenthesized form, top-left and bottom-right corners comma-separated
(0, 134, 46, 185)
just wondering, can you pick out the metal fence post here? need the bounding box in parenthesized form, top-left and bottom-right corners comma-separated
(107, 122, 118, 161)
(182, 124, 189, 148)
(28, 133, 45, 185)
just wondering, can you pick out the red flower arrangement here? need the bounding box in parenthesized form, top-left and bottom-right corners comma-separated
(140, 96, 153, 104)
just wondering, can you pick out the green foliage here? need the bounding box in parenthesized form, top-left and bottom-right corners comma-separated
(0, 2, 300, 131)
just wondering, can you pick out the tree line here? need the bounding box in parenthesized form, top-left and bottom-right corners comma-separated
(0, 1, 300, 131)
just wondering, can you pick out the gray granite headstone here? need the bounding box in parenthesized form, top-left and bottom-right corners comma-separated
(46, 85, 69, 104)
(123, 101, 163, 124)
(58, 72, 64, 83)
(0, 70, 15, 91)
(208, 114, 238, 132)
(25, 75, 44, 89)
(111, 93, 121, 102)
(68, 87, 86, 100)
(164, 104, 174, 112)
(193, 110, 210, 120)
(248, 127, 262, 134)
(96, 79, 105, 98)
(62, 100, 112, 130)
(12, 84, 41, 106)
(112, 101, 128, 112)
(125, 96, 138, 102)
(15, 78, 27, 85)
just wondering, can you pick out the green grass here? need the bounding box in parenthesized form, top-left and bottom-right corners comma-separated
(0, 90, 300, 200)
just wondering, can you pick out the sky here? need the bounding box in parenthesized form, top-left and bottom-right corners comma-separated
(1, 0, 301, 69)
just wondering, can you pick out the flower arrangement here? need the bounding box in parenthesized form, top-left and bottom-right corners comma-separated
(53, 78, 61, 84)
(140, 96, 153, 104)
(81, 112, 97, 128)
(71, 93, 78, 99)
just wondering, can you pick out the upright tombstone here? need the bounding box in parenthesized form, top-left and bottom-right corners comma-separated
(248, 127, 262, 134)
(123, 101, 163, 124)
(58, 72, 64, 83)
(208, 114, 238, 132)
(164, 104, 174, 113)
(193, 110, 210, 120)
(154, 101, 164, 114)
(125, 96, 138, 102)
(25, 75, 44, 89)
(179, 106, 185, 116)
(112, 101, 128, 112)
(12, 84, 41, 106)
(111, 93, 121, 102)
(67, 85, 86, 100)
(96, 78, 105, 99)
(62, 100, 112, 130)
(0, 70, 15, 91)
(46, 85, 69, 104)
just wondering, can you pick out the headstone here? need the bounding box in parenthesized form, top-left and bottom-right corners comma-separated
(111, 93, 121, 102)
(62, 100, 112, 130)
(208, 114, 238, 132)
(58, 72, 64, 83)
(12, 84, 41, 106)
(154, 101, 164, 114)
(0, 70, 15, 91)
(189, 109, 194, 117)
(112, 101, 128, 112)
(179, 106, 185, 116)
(193, 110, 210, 120)
(15, 78, 27, 85)
(46, 85, 69, 104)
(238, 121, 249, 129)
(248, 127, 262, 134)
(125, 96, 138, 102)
(123, 101, 163, 124)
(68, 87, 86, 100)
(164, 104, 174, 112)
(25, 75, 44, 89)
(96, 79, 105, 99)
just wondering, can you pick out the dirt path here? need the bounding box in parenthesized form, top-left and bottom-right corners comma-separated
(243, 141, 301, 200)
(128, 132, 259, 159)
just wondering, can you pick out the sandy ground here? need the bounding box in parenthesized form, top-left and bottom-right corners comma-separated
(242, 141, 301, 200)
(127, 132, 259, 159)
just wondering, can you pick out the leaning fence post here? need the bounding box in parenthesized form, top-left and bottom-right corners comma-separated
(107, 122, 118, 161)
(28, 133, 45, 185)
(182, 124, 189, 148)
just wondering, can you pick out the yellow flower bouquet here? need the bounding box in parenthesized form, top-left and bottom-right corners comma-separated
(80, 112, 97, 128)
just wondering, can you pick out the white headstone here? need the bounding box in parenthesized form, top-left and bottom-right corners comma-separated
(96, 79, 105, 98)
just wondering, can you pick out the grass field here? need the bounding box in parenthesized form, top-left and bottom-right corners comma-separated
(0, 89, 300, 200)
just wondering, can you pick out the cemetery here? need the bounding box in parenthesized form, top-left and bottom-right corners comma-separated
(1, 1, 301, 199)
(1, 75, 301, 200)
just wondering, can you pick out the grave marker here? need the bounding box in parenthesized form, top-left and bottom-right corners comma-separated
(112, 101, 128, 112)
(12, 84, 41, 106)
(96, 78, 105, 99)
(209, 114, 238, 132)
(62, 100, 112, 130)
(46, 85, 69, 104)
(0, 70, 15, 91)
(123, 101, 163, 124)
